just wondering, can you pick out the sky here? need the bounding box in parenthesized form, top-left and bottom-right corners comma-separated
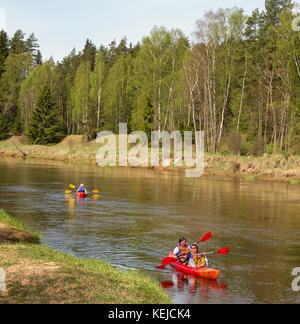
(0, 0, 267, 62)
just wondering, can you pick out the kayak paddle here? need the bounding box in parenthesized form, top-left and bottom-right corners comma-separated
(65, 190, 73, 194)
(157, 257, 177, 269)
(204, 248, 230, 255)
(70, 184, 100, 194)
(198, 232, 212, 244)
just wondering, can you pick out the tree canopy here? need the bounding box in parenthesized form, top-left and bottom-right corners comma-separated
(0, 1, 299, 155)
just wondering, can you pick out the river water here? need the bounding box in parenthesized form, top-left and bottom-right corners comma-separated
(0, 159, 299, 304)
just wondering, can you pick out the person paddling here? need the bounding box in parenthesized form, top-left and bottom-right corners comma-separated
(77, 184, 87, 194)
(173, 238, 190, 265)
(187, 243, 208, 268)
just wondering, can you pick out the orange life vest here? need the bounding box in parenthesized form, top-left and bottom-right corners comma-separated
(176, 245, 190, 264)
(189, 251, 206, 267)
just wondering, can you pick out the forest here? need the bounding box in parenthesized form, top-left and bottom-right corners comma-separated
(0, 0, 299, 155)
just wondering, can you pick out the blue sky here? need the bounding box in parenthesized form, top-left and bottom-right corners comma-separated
(0, 0, 266, 61)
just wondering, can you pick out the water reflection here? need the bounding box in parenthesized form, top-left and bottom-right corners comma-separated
(162, 272, 228, 303)
(65, 195, 75, 219)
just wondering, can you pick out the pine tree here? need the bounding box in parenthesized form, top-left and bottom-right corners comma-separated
(81, 39, 96, 70)
(0, 113, 10, 140)
(27, 85, 63, 144)
(0, 30, 9, 77)
(9, 30, 26, 54)
(25, 33, 39, 57)
(35, 50, 43, 65)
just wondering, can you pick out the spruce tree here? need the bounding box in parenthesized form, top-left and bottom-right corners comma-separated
(0, 30, 9, 77)
(35, 50, 43, 65)
(25, 33, 39, 56)
(81, 39, 96, 70)
(27, 85, 63, 144)
(0, 113, 10, 140)
(9, 30, 26, 54)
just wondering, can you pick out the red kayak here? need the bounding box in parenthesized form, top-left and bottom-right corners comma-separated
(76, 192, 88, 198)
(168, 253, 220, 280)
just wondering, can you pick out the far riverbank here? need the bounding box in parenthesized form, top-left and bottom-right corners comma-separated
(0, 135, 299, 184)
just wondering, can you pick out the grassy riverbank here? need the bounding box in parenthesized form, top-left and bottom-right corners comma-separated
(0, 210, 171, 304)
(0, 135, 300, 183)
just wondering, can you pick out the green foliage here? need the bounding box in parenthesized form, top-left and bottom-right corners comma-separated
(27, 85, 63, 144)
(35, 50, 43, 65)
(72, 61, 91, 136)
(0, 30, 9, 77)
(9, 30, 27, 54)
(0, 3, 299, 155)
(0, 113, 10, 140)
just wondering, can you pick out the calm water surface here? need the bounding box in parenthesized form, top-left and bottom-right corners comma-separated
(0, 159, 299, 304)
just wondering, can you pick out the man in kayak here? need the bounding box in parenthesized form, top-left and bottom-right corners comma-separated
(187, 243, 208, 268)
(77, 184, 87, 194)
(173, 238, 190, 265)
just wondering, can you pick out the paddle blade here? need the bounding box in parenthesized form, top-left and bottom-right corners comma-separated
(162, 257, 176, 265)
(217, 248, 230, 255)
(161, 281, 174, 289)
(69, 184, 76, 189)
(92, 190, 100, 194)
(65, 190, 72, 194)
(157, 265, 166, 270)
(200, 232, 212, 242)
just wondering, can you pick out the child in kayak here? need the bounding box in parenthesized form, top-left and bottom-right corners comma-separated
(173, 238, 190, 265)
(188, 243, 208, 268)
(77, 184, 87, 194)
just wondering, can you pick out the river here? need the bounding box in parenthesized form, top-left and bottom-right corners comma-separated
(0, 158, 299, 304)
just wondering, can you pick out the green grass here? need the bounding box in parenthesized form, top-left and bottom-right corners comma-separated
(0, 209, 29, 231)
(0, 209, 40, 244)
(0, 210, 171, 304)
(0, 244, 171, 304)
